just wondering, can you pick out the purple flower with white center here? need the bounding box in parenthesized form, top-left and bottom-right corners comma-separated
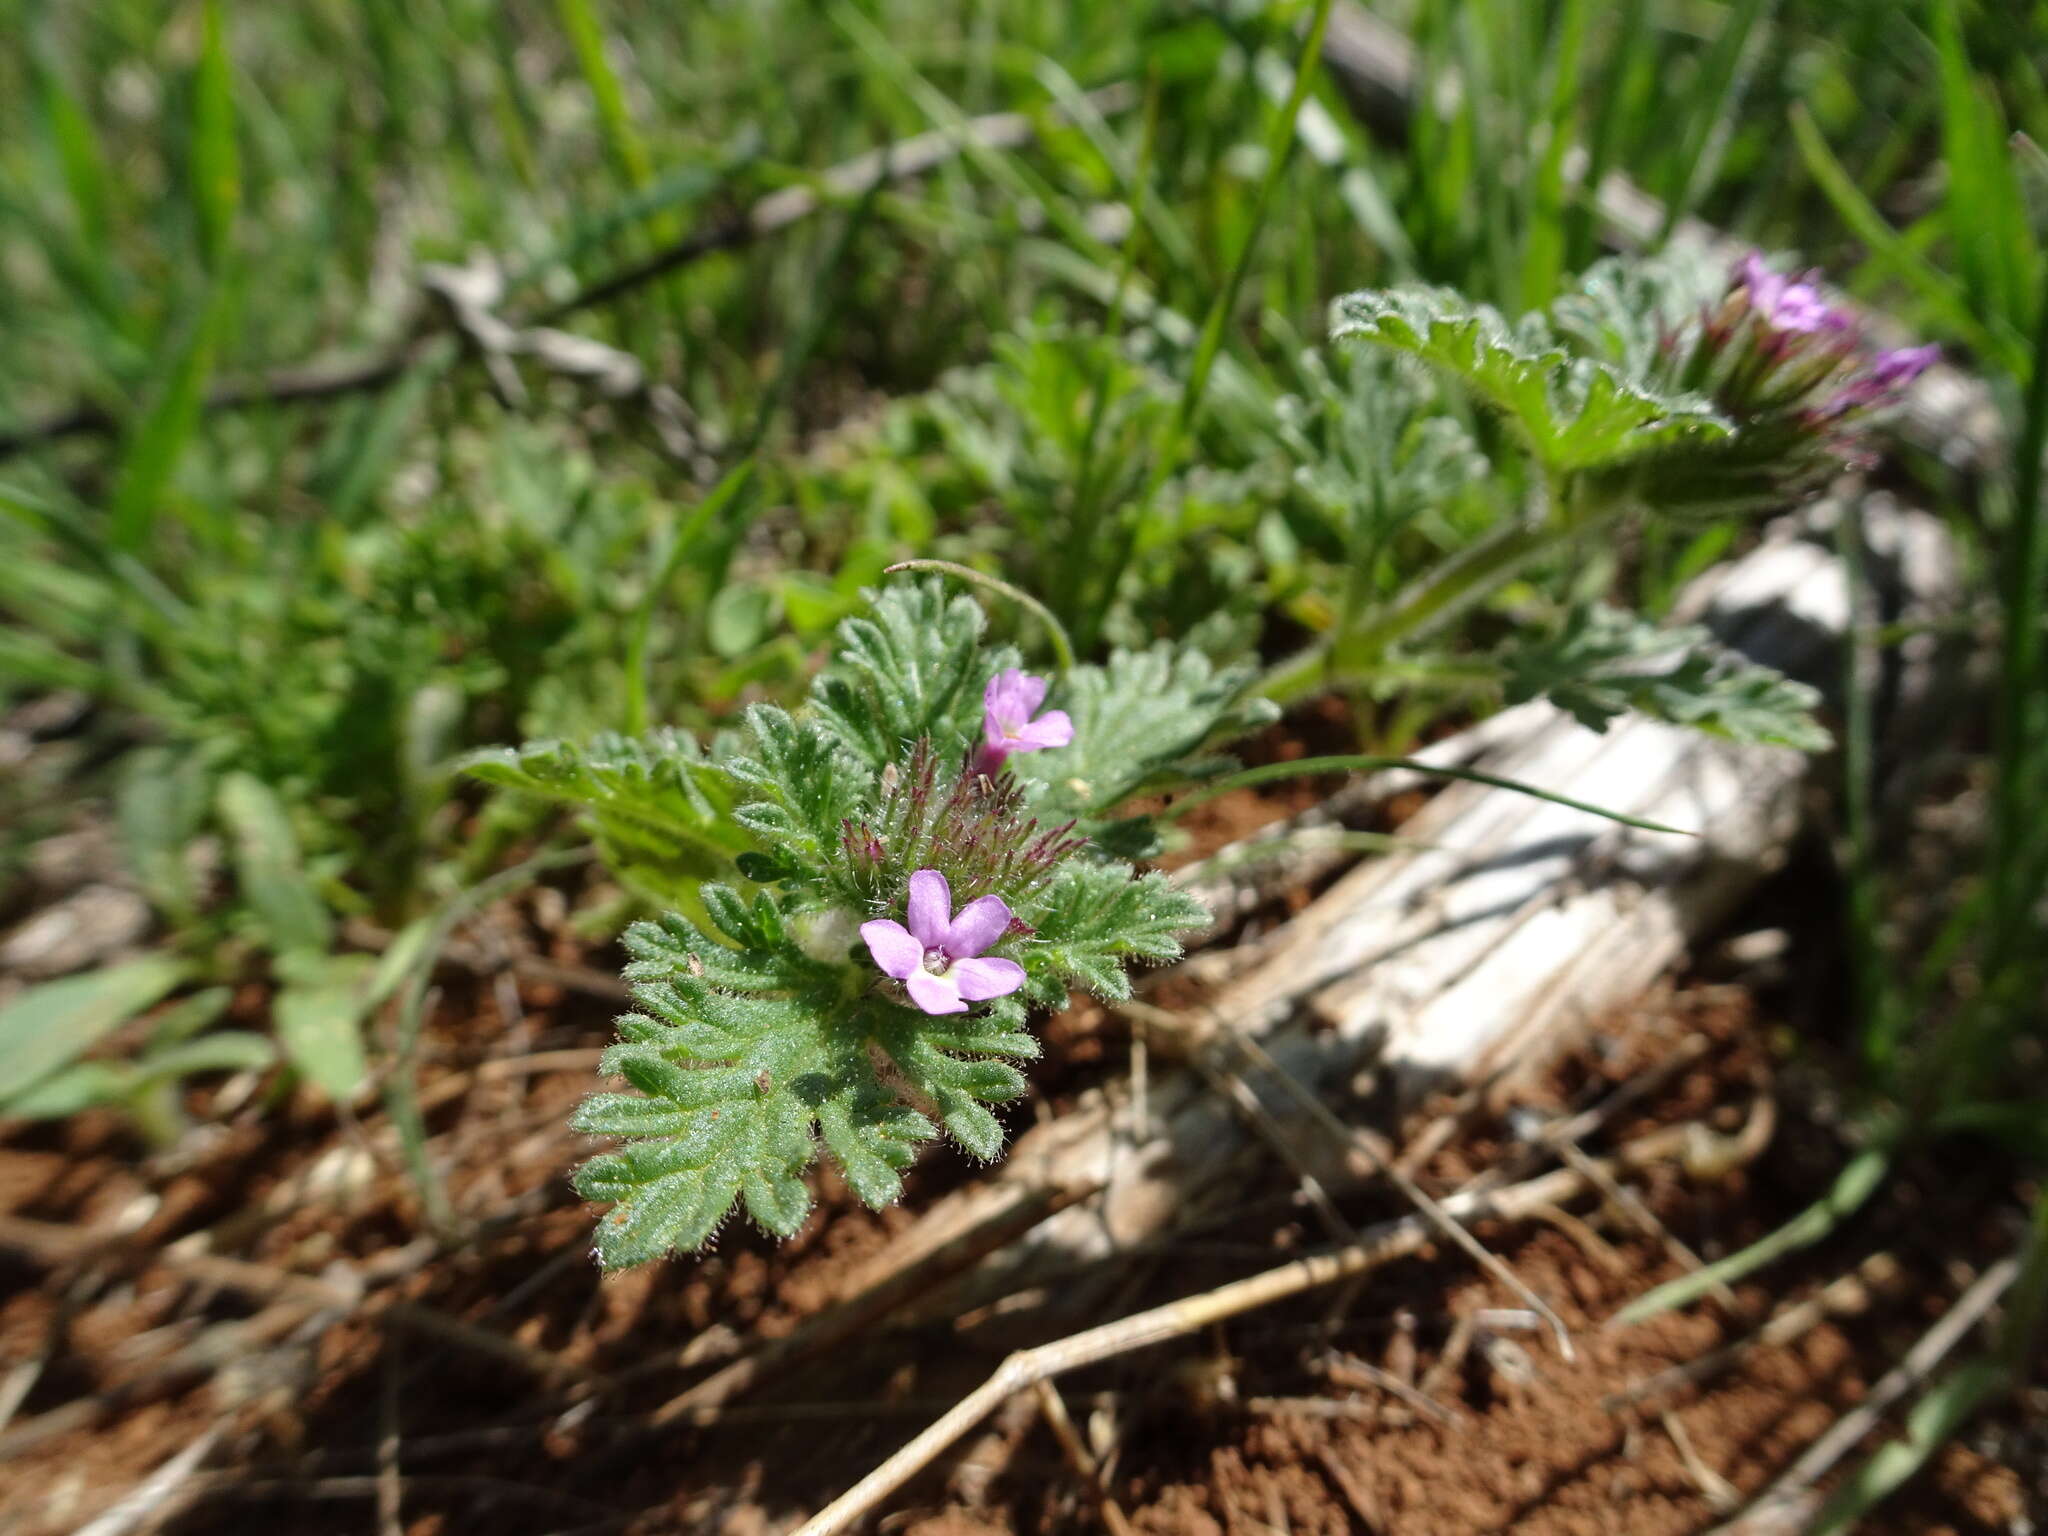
(976, 668, 1072, 774)
(861, 869, 1026, 1016)
(1737, 253, 1850, 336)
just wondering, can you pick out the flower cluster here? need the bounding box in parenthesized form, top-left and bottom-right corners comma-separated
(1675, 253, 1937, 469)
(856, 668, 1075, 1016)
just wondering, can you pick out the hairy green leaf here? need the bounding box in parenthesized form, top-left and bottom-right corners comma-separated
(809, 580, 1016, 771)
(465, 730, 751, 916)
(1020, 860, 1208, 1004)
(572, 898, 992, 1266)
(1007, 644, 1275, 821)
(1498, 603, 1831, 750)
(1330, 286, 1730, 472)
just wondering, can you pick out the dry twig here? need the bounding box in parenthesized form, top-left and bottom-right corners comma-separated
(1034, 1380, 1135, 1536)
(67, 1426, 222, 1536)
(1321, 1349, 1462, 1426)
(1708, 1254, 2020, 1535)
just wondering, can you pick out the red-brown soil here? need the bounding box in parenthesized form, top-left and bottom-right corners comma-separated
(2, 955, 2039, 1535)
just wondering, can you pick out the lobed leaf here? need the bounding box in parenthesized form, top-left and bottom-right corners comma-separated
(570, 894, 1038, 1269)
(464, 730, 752, 917)
(1008, 644, 1277, 818)
(1020, 860, 1209, 1004)
(1498, 603, 1831, 750)
(1330, 286, 1730, 472)
(809, 579, 1016, 770)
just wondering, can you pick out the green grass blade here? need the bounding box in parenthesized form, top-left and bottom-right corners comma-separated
(829, 3, 1114, 268)
(554, 0, 654, 191)
(625, 460, 756, 736)
(1158, 751, 1694, 836)
(1808, 1358, 2009, 1534)
(109, 288, 224, 552)
(192, 0, 240, 275)
(1521, 0, 1590, 309)
(1787, 102, 2016, 372)
(28, 32, 120, 324)
(1566, 0, 1649, 271)
(31, 41, 111, 252)
(1150, 0, 1334, 523)
(1613, 1146, 1890, 1326)
(1656, 0, 1775, 243)
(1933, 0, 2032, 333)
(0, 958, 187, 1105)
(1834, 509, 1899, 1078)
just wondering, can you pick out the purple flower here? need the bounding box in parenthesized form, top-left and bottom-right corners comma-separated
(977, 668, 1072, 773)
(1869, 344, 1939, 389)
(860, 869, 1026, 1016)
(1738, 253, 1850, 336)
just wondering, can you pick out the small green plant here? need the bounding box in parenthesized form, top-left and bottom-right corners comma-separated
(1261, 247, 1934, 743)
(477, 580, 1274, 1266)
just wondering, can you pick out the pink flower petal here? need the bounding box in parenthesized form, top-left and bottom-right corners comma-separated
(943, 895, 1012, 959)
(951, 956, 1025, 1002)
(1872, 344, 1938, 386)
(984, 668, 1049, 740)
(1016, 710, 1072, 751)
(905, 971, 966, 1015)
(860, 920, 923, 980)
(906, 869, 952, 949)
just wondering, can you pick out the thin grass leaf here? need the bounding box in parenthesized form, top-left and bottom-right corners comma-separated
(625, 461, 756, 736)
(1565, 0, 1648, 271)
(1933, 0, 2035, 335)
(1170, 0, 1336, 454)
(1159, 752, 1693, 837)
(554, 0, 655, 191)
(108, 287, 224, 553)
(317, 343, 455, 523)
(1614, 1147, 1891, 1325)
(1520, 0, 1589, 309)
(192, 0, 240, 275)
(29, 34, 121, 326)
(1807, 1360, 2009, 1536)
(1787, 103, 2016, 373)
(1655, 0, 1774, 243)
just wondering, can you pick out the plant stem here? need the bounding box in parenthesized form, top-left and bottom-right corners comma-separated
(884, 559, 1077, 673)
(1261, 513, 1561, 704)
